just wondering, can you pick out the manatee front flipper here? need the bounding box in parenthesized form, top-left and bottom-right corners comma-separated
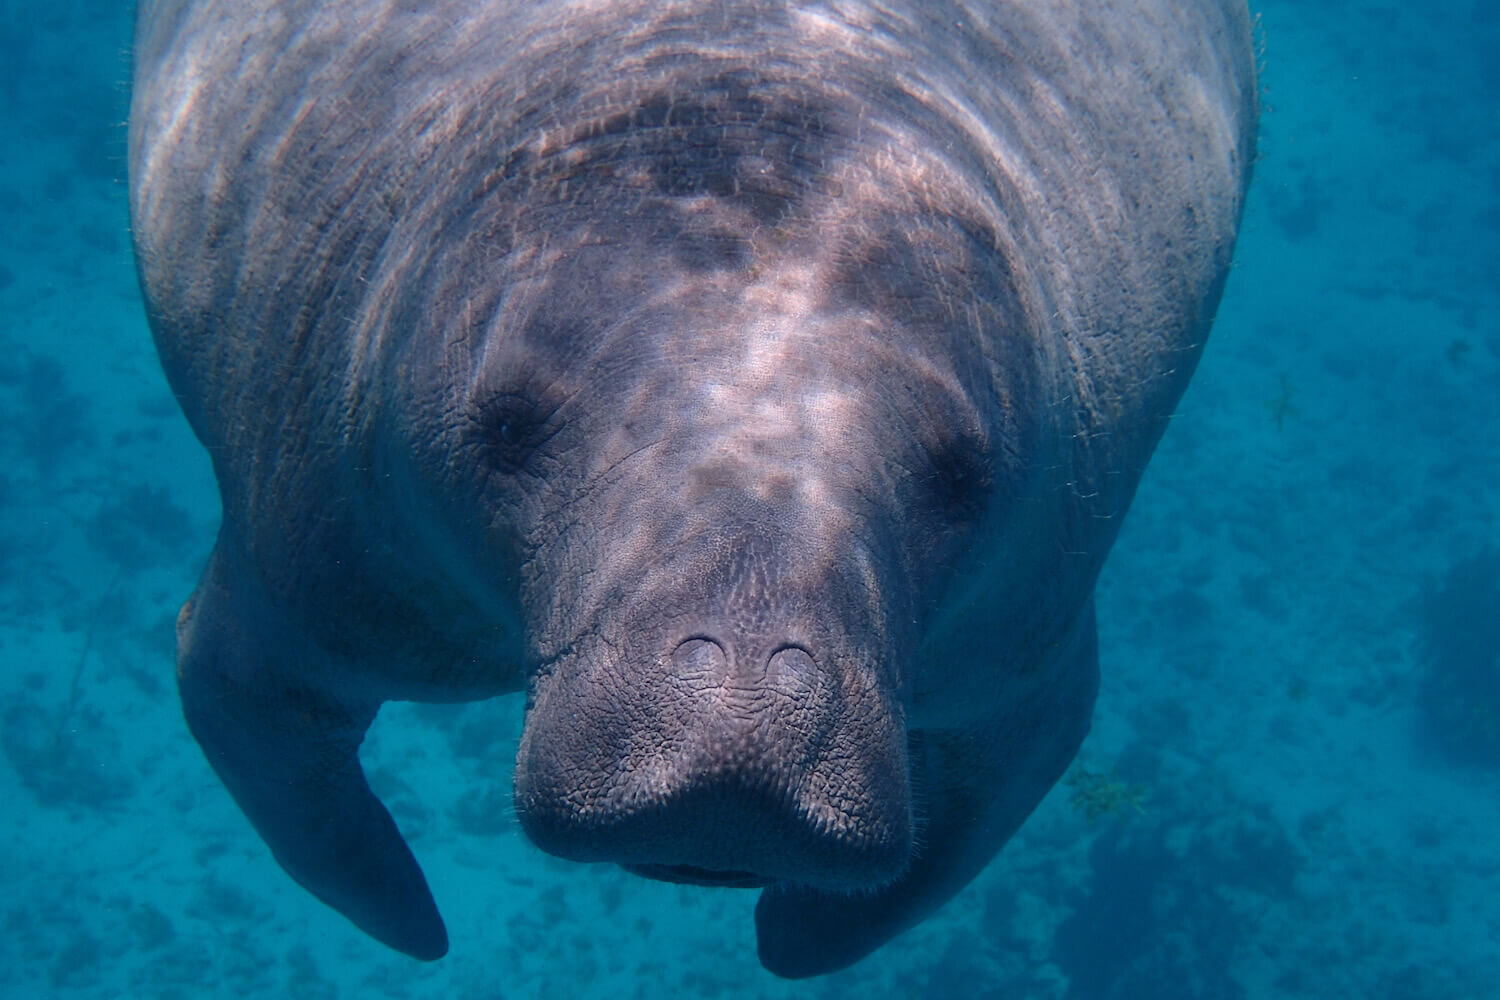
(175, 541, 448, 960)
(755, 604, 1100, 978)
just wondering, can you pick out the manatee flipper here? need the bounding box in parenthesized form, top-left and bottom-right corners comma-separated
(755, 604, 1100, 978)
(175, 541, 448, 960)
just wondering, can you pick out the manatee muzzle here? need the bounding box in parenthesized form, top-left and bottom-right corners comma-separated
(513, 624, 913, 891)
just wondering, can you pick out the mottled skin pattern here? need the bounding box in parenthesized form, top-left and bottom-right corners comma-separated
(130, 0, 1256, 978)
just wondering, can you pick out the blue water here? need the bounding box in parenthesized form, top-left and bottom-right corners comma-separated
(2, 2, 1496, 997)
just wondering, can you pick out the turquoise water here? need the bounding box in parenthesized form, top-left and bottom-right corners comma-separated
(2, 2, 1496, 997)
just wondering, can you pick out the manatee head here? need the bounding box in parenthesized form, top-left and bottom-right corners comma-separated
(378, 72, 1047, 895)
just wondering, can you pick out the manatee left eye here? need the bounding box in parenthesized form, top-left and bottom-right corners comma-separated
(925, 435, 993, 521)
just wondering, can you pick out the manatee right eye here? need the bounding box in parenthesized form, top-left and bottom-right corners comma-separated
(473, 391, 555, 473)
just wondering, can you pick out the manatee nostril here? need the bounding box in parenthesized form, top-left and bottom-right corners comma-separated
(671, 637, 728, 682)
(766, 644, 815, 678)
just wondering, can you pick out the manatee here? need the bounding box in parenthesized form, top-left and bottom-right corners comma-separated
(128, 0, 1257, 978)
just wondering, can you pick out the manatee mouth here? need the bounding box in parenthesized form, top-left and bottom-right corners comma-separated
(626, 863, 771, 889)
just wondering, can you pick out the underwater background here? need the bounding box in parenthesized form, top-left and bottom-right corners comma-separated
(2, 1, 1496, 997)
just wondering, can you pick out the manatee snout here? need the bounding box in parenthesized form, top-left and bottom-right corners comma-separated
(513, 530, 913, 891)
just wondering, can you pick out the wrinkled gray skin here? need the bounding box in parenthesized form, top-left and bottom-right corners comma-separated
(130, 0, 1256, 978)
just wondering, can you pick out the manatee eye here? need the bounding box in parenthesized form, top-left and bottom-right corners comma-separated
(497, 417, 525, 445)
(926, 435, 993, 521)
(474, 391, 555, 473)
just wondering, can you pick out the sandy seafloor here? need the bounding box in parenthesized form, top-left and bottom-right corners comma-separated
(2, 1, 1497, 997)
